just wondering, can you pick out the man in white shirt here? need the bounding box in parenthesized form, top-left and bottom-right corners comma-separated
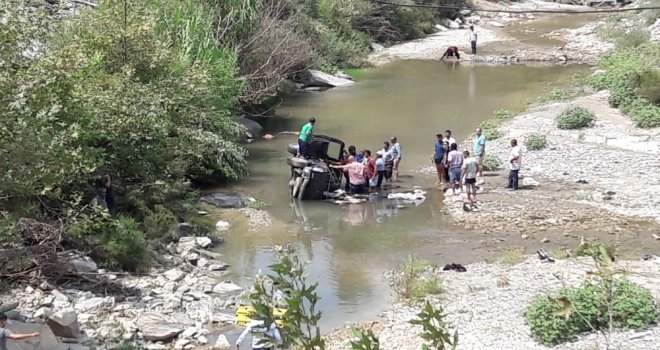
(390, 136, 402, 182)
(468, 25, 478, 55)
(442, 130, 456, 147)
(461, 151, 478, 203)
(507, 139, 522, 190)
(235, 319, 282, 350)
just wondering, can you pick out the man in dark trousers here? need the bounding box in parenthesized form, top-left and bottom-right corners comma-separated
(469, 25, 478, 55)
(440, 46, 461, 61)
(297, 117, 316, 158)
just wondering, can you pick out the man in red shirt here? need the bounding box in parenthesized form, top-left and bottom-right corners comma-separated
(363, 150, 376, 185)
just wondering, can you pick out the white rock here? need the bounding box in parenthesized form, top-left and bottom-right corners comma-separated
(51, 289, 69, 302)
(207, 262, 229, 271)
(46, 308, 79, 338)
(138, 314, 185, 341)
(164, 268, 186, 282)
(196, 236, 214, 248)
(212, 334, 231, 350)
(197, 257, 209, 268)
(303, 70, 355, 88)
(370, 43, 384, 52)
(522, 177, 540, 187)
(174, 338, 190, 350)
(211, 282, 243, 295)
(198, 335, 208, 345)
(214, 221, 231, 233)
(181, 326, 197, 338)
(69, 257, 98, 273)
(74, 297, 113, 313)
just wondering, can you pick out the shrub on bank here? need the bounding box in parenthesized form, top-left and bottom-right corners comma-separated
(555, 107, 596, 129)
(588, 42, 660, 128)
(482, 155, 502, 171)
(525, 279, 658, 345)
(525, 134, 547, 151)
(68, 210, 151, 272)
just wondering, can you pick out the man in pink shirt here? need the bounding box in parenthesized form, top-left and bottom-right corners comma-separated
(331, 156, 367, 194)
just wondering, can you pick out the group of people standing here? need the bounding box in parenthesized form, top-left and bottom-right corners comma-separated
(432, 128, 485, 204)
(330, 137, 402, 194)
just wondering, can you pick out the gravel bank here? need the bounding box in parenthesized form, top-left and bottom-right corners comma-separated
(326, 256, 660, 350)
(369, 0, 613, 65)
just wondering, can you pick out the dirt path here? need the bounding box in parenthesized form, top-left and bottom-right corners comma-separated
(369, 0, 613, 65)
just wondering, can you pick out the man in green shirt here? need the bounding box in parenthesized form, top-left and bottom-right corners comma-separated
(473, 127, 486, 181)
(298, 117, 315, 158)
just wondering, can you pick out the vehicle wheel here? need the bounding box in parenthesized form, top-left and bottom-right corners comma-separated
(292, 177, 303, 197)
(298, 177, 310, 200)
(287, 157, 309, 169)
(287, 143, 299, 156)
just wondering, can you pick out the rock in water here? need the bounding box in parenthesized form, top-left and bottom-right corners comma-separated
(196, 236, 214, 248)
(215, 221, 231, 232)
(211, 282, 243, 295)
(238, 117, 263, 138)
(200, 193, 254, 209)
(212, 334, 231, 350)
(46, 308, 79, 338)
(301, 70, 355, 88)
(138, 314, 185, 341)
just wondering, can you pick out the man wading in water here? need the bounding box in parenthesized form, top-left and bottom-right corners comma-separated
(297, 117, 315, 158)
(1, 313, 40, 350)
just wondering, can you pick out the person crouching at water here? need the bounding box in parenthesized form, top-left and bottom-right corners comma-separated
(297, 117, 315, 158)
(331, 156, 367, 194)
(440, 46, 461, 61)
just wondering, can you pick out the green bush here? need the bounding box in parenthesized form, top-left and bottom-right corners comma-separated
(615, 30, 651, 50)
(69, 210, 150, 272)
(526, 279, 658, 345)
(588, 43, 660, 128)
(576, 241, 616, 261)
(393, 255, 443, 300)
(480, 120, 503, 140)
(535, 88, 568, 103)
(482, 155, 502, 171)
(556, 107, 596, 129)
(525, 134, 547, 151)
(142, 206, 178, 240)
(493, 108, 513, 120)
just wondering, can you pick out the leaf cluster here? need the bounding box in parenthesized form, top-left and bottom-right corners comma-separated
(410, 301, 458, 350)
(248, 247, 325, 349)
(524, 134, 547, 151)
(555, 107, 596, 130)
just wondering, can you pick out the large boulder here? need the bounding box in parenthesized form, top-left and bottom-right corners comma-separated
(137, 314, 185, 342)
(238, 117, 263, 138)
(68, 257, 98, 273)
(5, 320, 67, 350)
(0, 302, 19, 313)
(200, 193, 254, 209)
(73, 297, 113, 313)
(300, 70, 355, 88)
(46, 308, 78, 338)
(211, 282, 243, 296)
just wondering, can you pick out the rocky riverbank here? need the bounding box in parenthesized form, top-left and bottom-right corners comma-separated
(369, 0, 616, 66)
(0, 192, 275, 350)
(442, 90, 660, 241)
(325, 256, 660, 350)
(1, 234, 243, 350)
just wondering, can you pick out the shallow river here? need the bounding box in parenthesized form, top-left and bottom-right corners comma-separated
(216, 61, 590, 331)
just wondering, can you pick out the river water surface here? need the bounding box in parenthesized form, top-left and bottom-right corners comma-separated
(216, 60, 590, 331)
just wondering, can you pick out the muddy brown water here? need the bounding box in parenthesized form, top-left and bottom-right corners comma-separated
(215, 61, 599, 332)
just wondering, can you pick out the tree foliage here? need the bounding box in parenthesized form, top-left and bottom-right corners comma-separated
(0, 0, 247, 206)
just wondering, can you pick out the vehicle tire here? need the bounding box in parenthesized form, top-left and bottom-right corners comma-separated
(287, 157, 308, 169)
(292, 177, 303, 197)
(287, 143, 299, 156)
(298, 177, 310, 200)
